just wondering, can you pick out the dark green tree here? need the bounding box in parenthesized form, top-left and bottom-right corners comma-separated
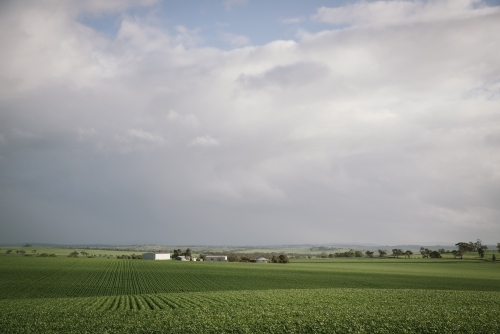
(392, 249, 404, 258)
(278, 254, 290, 263)
(420, 247, 431, 258)
(227, 254, 241, 262)
(378, 249, 387, 257)
(474, 239, 488, 259)
(429, 251, 442, 258)
(365, 251, 374, 258)
(68, 251, 79, 258)
(455, 242, 474, 260)
(185, 248, 192, 257)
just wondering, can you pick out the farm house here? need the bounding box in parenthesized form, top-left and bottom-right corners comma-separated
(256, 257, 267, 263)
(142, 253, 170, 260)
(206, 256, 227, 262)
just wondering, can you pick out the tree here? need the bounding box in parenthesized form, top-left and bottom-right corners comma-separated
(278, 254, 290, 263)
(497, 243, 500, 253)
(404, 250, 413, 259)
(6, 250, 12, 254)
(429, 251, 442, 258)
(320, 251, 328, 258)
(455, 242, 474, 260)
(185, 248, 192, 257)
(474, 239, 488, 259)
(420, 247, 431, 258)
(493, 254, 496, 263)
(438, 248, 446, 254)
(451, 250, 459, 259)
(32, 250, 37, 254)
(378, 249, 387, 257)
(392, 249, 404, 258)
(68, 251, 79, 258)
(365, 251, 374, 258)
(227, 254, 241, 262)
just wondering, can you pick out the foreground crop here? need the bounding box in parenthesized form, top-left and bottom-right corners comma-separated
(1, 289, 499, 333)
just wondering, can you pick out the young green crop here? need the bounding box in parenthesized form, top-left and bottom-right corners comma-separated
(1, 256, 499, 333)
(1, 257, 499, 300)
(1, 289, 499, 333)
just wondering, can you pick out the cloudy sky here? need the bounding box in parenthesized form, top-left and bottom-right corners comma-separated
(1, 0, 499, 246)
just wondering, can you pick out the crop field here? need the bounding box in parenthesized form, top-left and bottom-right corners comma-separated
(0, 256, 499, 333)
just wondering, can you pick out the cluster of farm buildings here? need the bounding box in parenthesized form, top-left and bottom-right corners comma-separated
(142, 253, 268, 263)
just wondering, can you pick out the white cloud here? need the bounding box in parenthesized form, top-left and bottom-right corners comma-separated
(125, 128, 165, 144)
(115, 129, 165, 152)
(167, 110, 200, 127)
(174, 25, 203, 48)
(117, 17, 171, 53)
(189, 135, 220, 147)
(219, 31, 250, 46)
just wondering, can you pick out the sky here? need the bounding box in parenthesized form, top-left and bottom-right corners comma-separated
(0, 0, 499, 246)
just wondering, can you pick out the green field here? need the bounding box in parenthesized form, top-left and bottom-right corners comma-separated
(1, 255, 499, 333)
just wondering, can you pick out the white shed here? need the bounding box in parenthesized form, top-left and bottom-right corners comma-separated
(256, 257, 267, 263)
(206, 255, 227, 262)
(142, 253, 171, 260)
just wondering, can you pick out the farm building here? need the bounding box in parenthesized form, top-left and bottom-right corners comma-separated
(142, 253, 170, 260)
(256, 257, 268, 263)
(206, 256, 227, 262)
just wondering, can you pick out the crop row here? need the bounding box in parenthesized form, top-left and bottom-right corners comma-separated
(1, 288, 500, 333)
(2, 256, 500, 301)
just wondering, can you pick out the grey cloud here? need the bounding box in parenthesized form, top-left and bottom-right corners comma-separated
(0, 1, 499, 246)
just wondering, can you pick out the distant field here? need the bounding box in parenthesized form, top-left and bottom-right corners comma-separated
(0, 246, 138, 257)
(0, 255, 499, 333)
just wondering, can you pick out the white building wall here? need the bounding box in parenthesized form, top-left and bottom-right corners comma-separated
(142, 253, 170, 260)
(155, 253, 171, 260)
